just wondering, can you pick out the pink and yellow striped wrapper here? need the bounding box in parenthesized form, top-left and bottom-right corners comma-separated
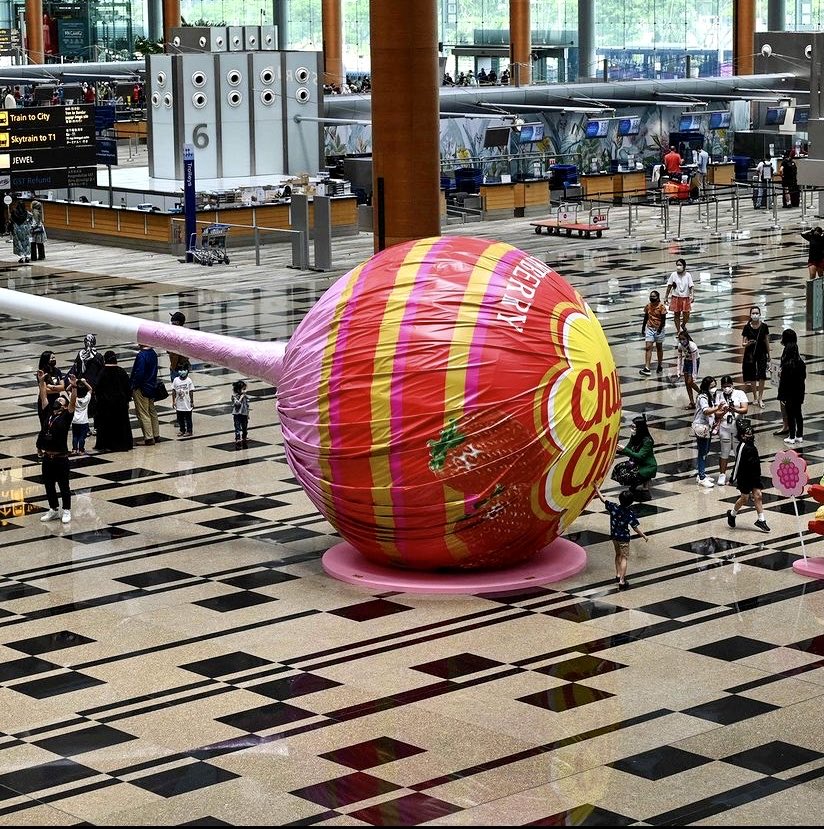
(278, 236, 622, 570)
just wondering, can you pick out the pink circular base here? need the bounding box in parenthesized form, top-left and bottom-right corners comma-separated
(321, 537, 587, 594)
(793, 557, 824, 579)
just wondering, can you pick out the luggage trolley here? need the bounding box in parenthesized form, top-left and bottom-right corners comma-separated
(188, 223, 231, 266)
(530, 202, 610, 238)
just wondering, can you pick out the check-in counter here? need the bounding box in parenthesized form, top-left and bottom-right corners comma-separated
(479, 179, 550, 218)
(707, 162, 735, 186)
(480, 181, 519, 218)
(580, 173, 614, 202)
(41, 196, 359, 252)
(613, 170, 646, 204)
(521, 179, 550, 215)
(113, 120, 148, 142)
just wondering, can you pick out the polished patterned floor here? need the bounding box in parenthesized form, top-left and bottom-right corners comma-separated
(1, 193, 824, 825)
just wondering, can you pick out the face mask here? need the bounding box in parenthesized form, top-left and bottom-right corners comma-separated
(179, 371, 188, 379)
(49, 358, 56, 366)
(709, 384, 717, 393)
(649, 296, 659, 303)
(630, 426, 637, 434)
(751, 312, 760, 321)
(676, 266, 684, 273)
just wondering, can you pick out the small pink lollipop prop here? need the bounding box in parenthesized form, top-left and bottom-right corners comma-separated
(770, 449, 808, 558)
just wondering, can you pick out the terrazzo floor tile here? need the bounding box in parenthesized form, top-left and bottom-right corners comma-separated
(0, 202, 822, 824)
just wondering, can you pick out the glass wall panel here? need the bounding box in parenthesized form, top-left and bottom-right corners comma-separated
(162, 0, 792, 82)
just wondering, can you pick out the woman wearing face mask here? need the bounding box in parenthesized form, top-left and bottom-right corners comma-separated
(663, 258, 694, 332)
(613, 415, 658, 500)
(715, 375, 749, 486)
(172, 360, 195, 438)
(676, 328, 700, 409)
(693, 375, 722, 488)
(37, 372, 77, 524)
(741, 306, 770, 408)
(639, 290, 667, 376)
(34, 350, 64, 459)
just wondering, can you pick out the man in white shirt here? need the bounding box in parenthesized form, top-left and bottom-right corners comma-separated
(696, 147, 709, 193)
(755, 156, 773, 208)
(3, 89, 15, 109)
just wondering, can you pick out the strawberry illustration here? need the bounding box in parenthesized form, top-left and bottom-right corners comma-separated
(427, 409, 540, 496)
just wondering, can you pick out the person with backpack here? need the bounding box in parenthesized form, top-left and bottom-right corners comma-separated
(781, 151, 799, 209)
(777, 341, 806, 445)
(755, 155, 773, 209)
(727, 423, 770, 533)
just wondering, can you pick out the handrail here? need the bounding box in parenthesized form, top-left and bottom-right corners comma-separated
(169, 218, 309, 269)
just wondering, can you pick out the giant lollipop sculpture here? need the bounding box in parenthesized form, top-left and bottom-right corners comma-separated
(0, 237, 621, 588)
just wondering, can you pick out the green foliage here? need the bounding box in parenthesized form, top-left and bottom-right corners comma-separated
(133, 36, 163, 56)
(181, 17, 228, 27)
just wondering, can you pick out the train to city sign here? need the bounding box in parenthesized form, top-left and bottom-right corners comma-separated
(0, 105, 94, 130)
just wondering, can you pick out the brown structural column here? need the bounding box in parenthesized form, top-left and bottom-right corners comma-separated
(25, 0, 43, 64)
(370, 0, 440, 251)
(323, 0, 344, 87)
(733, 0, 755, 76)
(510, 0, 531, 86)
(162, 0, 181, 49)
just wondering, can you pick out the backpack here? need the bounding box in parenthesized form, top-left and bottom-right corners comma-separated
(735, 416, 753, 440)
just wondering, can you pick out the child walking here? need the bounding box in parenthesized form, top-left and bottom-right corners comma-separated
(676, 328, 700, 409)
(172, 362, 195, 437)
(593, 486, 649, 589)
(727, 423, 770, 533)
(71, 379, 92, 455)
(231, 380, 250, 448)
(639, 289, 667, 376)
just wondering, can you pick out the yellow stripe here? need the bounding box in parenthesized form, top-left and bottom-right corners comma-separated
(316, 261, 367, 527)
(441, 240, 514, 561)
(367, 238, 441, 561)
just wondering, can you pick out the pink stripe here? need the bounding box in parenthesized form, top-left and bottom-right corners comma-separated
(388, 238, 451, 494)
(325, 256, 379, 505)
(277, 273, 353, 486)
(463, 246, 522, 409)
